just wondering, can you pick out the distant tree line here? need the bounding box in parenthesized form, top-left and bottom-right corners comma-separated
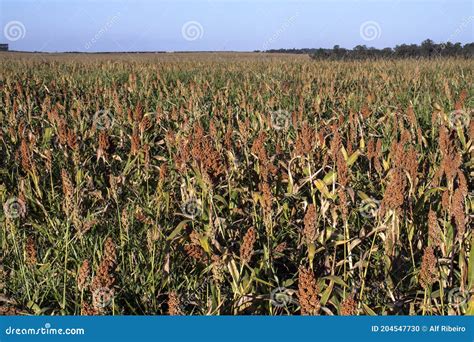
(259, 40, 474, 59)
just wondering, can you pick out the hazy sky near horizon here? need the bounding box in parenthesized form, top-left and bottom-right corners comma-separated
(0, 0, 473, 52)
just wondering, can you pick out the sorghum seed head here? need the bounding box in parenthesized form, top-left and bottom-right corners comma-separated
(240, 227, 256, 264)
(297, 266, 320, 315)
(419, 246, 437, 289)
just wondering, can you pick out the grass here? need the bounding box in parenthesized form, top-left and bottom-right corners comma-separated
(0, 52, 472, 315)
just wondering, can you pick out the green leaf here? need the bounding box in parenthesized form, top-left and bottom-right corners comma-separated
(323, 171, 336, 185)
(27, 301, 42, 315)
(465, 296, 474, 315)
(362, 303, 377, 315)
(320, 281, 333, 306)
(346, 150, 361, 167)
(321, 275, 349, 288)
(167, 219, 190, 241)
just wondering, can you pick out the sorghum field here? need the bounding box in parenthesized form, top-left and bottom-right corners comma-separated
(0, 52, 472, 316)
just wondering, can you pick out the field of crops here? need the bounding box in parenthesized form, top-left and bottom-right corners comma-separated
(0, 52, 472, 315)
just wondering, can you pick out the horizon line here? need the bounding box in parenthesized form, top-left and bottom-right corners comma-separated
(2, 39, 473, 54)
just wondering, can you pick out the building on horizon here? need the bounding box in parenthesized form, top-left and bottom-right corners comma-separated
(0, 44, 8, 51)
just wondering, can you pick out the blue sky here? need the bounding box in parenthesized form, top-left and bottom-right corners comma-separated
(0, 0, 473, 52)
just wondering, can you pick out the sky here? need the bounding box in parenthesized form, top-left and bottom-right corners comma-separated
(0, 0, 473, 52)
